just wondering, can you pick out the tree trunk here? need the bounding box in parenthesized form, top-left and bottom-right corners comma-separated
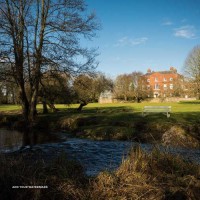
(42, 97, 48, 114)
(124, 95, 127, 101)
(77, 101, 87, 112)
(47, 103, 58, 112)
(19, 87, 30, 123)
(30, 89, 38, 121)
(29, 66, 40, 120)
(197, 88, 200, 100)
(21, 101, 30, 122)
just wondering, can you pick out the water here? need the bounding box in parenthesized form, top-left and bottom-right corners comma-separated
(0, 129, 200, 176)
(0, 129, 63, 152)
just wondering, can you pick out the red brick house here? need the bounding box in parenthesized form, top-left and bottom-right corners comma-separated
(142, 67, 185, 98)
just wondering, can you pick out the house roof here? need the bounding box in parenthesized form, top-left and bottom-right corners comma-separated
(144, 70, 178, 76)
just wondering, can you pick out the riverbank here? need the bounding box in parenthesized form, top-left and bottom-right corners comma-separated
(1, 101, 200, 199)
(1, 146, 200, 200)
(0, 102, 200, 148)
(0, 152, 88, 200)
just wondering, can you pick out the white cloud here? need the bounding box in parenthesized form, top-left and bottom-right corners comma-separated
(115, 36, 148, 47)
(174, 25, 196, 39)
(162, 20, 173, 26)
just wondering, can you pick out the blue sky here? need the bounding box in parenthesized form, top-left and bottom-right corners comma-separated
(85, 0, 200, 78)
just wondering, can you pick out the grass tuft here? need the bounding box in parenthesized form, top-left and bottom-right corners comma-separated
(0, 153, 88, 200)
(90, 146, 200, 200)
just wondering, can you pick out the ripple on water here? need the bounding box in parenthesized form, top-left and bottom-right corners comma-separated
(1, 129, 200, 176)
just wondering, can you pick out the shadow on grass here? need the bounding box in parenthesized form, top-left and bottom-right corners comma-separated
(170, 112, 200, 124)
(179, 100, 200, 104)
(81, 105, 135, 114)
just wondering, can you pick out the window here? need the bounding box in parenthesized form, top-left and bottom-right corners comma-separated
(147, 79, 150, 82)
(163, 78, 167, 82)
(154, 83, 159, 89)
(170, 84, 173, 89)
(163, 84, 167, 89)
(2, 88, 6, 96)
(147, 85, 150, 89)
(170, 77, 173, 81)
(155, 77, 158, 82)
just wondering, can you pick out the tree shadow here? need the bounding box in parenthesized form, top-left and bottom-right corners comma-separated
(179, 101, 200, 104)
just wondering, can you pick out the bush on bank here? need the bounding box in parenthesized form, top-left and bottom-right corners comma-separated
(90, 147, 200, 200)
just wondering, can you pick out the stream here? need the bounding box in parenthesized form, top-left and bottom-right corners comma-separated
(0, 129, 200, 176)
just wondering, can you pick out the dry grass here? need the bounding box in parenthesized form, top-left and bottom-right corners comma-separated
(0, 153, 88, 200)
(0, 147, 200, 200)
(90, 146, 200, 200)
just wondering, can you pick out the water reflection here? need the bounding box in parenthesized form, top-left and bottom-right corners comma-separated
(0, 129, 23, 152)
(0, 129, 63, 152)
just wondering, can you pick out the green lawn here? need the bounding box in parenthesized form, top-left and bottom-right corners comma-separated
(0, 104, 22, 112)
(1, 101, 200, 123)
(92, 101, 200, 112)
(1, 101, 200, 113)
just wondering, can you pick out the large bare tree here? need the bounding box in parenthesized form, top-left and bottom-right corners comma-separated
(0, 0, 99, 122)
(184, 45, 200, 99)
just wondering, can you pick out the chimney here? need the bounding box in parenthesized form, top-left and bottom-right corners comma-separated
(170, 66, 177, 73)
(147, 68, 151, 73)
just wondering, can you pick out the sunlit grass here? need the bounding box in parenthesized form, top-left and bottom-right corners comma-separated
(0, 104, 21, 112)
(54, 101, 200, 113)
(1, 101, 200, 113)
(84, 101, 200, 113)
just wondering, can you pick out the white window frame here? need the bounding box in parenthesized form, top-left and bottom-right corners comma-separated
(154, 83, 159, 90)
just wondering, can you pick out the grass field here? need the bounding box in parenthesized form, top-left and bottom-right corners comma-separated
(1, 101, 200, 114)
(1, 101, 200, 126)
